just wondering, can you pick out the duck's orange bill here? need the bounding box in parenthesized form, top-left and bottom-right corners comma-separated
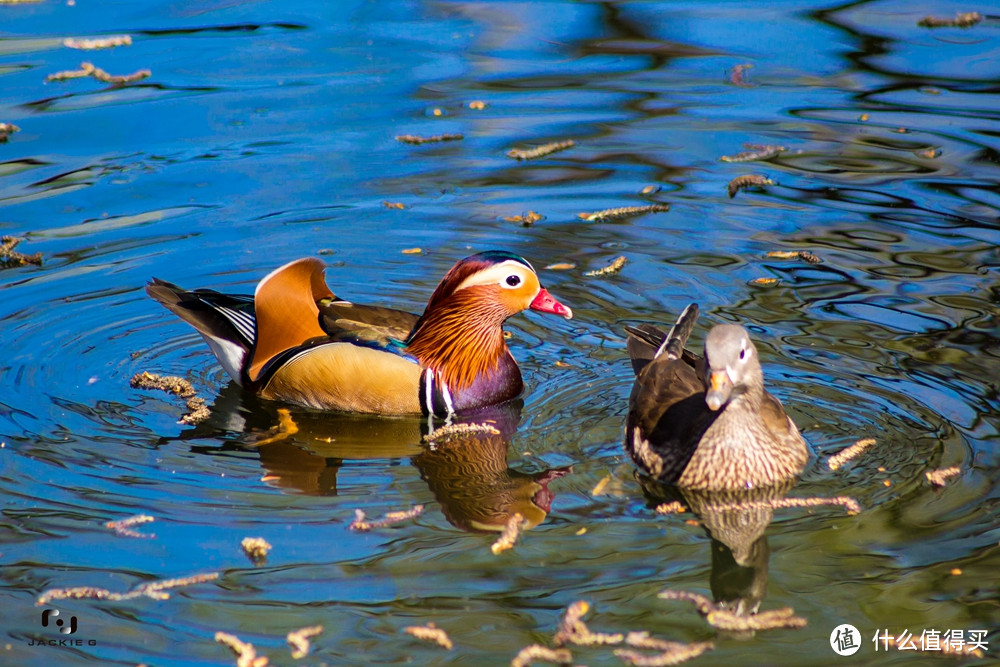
(705, 370, 732, 411)
(529, 288, 573, 319)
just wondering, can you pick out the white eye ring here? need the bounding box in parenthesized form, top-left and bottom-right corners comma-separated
(504, 274, 522, 288)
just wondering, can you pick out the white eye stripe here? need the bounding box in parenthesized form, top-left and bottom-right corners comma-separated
(453, 260, 535, 292)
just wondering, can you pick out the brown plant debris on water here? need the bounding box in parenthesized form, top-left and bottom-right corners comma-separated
(727, 174, 774, 198)
(0, 123, 20, 142)
(349, 505, 424, 532)
(241, 537, 272, 564)
(46, 62, 150, 85)
(507, 139, 575, 161)
(37, 572, 219, 605)
(827, 437, 877, 470)
(545, 262, 575, 271)
(64, 35, 133, 50)
(383, 201, 405, 209)
(655, 501, 686, 515)
(615, 632, 714, 666)
(727, 63, 754, 87)
(510, 644, 572, 667)
(707, 607, 807, 632)
(926, 466, 961, 487)
(404, 622, 453, 650)
(395, 133, 463, 145)
(491, 512, 527, 554)
(766, 250, 821, 264)
(584, 256, 627, 278)
(423, 422, 500, 443)
(579, 203, 671, 222)
(286, 625, 322, 659)
(1, 236, 42, 268)
(917, 12, 981, 28)
(720, 144, 787, 163)
(503, 210, 544, 226)
(704, 495, 861, 516)
(131, 372, 195, 397)
(216, 631, 269, 667)
(129, 372, 210, 424)
(105, 514, 155, 538)
(658, 590, 806, 631)
(553, 600, 623, 647)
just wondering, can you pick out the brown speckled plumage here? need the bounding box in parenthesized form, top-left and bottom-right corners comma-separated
(625, 304, 809, 491)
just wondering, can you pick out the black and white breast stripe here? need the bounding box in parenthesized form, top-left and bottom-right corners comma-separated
(419, 368, 455, 418)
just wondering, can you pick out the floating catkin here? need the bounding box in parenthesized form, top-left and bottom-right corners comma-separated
(395, 133, 464, 145)
(584, 256, 627, 277)
(105, 514, 155, 538)
(37, 572, 219, 605)
(64, 35, 132, 50)
(46, 62, 150, 84)
(404, 623, 453, 650)
(917, 12, 981, 28)
(491, 513, 526, 554)
(925, 466, 961, 487)
(286, 625, 322, 659)
(727, 174, 774, 198)
(720, 144, 786, 162)
(580, 204, 670, 222)
(349, 505, 424, 531)
(827, 437, 877, 470)
(423, 422, 500, 443)
(506, 140, 575, 160)
(510, 644, 572, 667)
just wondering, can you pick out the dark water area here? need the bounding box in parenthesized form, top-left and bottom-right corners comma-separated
(1, 0, 998, 665)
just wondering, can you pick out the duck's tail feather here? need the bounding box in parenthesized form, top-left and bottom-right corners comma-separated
(654, 303, 699, 361)
(146, 279, 257, 383)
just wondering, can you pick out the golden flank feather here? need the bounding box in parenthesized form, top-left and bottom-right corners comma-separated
(262, 344, 422, 413)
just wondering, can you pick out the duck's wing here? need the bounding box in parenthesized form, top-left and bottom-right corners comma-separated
(625, 304, 718, 481)
(758, 390, 810, 465)
(318, 298, 419, 340)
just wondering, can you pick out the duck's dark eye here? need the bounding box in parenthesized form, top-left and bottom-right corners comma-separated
(739, 348, 746, 360)
(506, 275, 521, 287)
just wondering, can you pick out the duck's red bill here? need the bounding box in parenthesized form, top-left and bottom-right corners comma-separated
(529, 288, 573, 319)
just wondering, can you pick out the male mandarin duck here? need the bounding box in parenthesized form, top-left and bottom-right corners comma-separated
(146, 251, 572, 415)
(625, 304, 809, 492)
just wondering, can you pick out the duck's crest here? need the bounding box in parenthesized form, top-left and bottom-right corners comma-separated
(418, 251, 533, 320)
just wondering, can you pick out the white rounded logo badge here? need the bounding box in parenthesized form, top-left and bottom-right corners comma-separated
(830, 623, 861, 656)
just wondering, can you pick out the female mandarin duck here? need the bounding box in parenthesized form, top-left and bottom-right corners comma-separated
(625, 304, 809, 492)
(147, 251, 572, 416)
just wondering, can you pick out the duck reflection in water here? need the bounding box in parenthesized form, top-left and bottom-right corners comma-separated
(179, 385, 569, 533)
(638, 478, 793, 628)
